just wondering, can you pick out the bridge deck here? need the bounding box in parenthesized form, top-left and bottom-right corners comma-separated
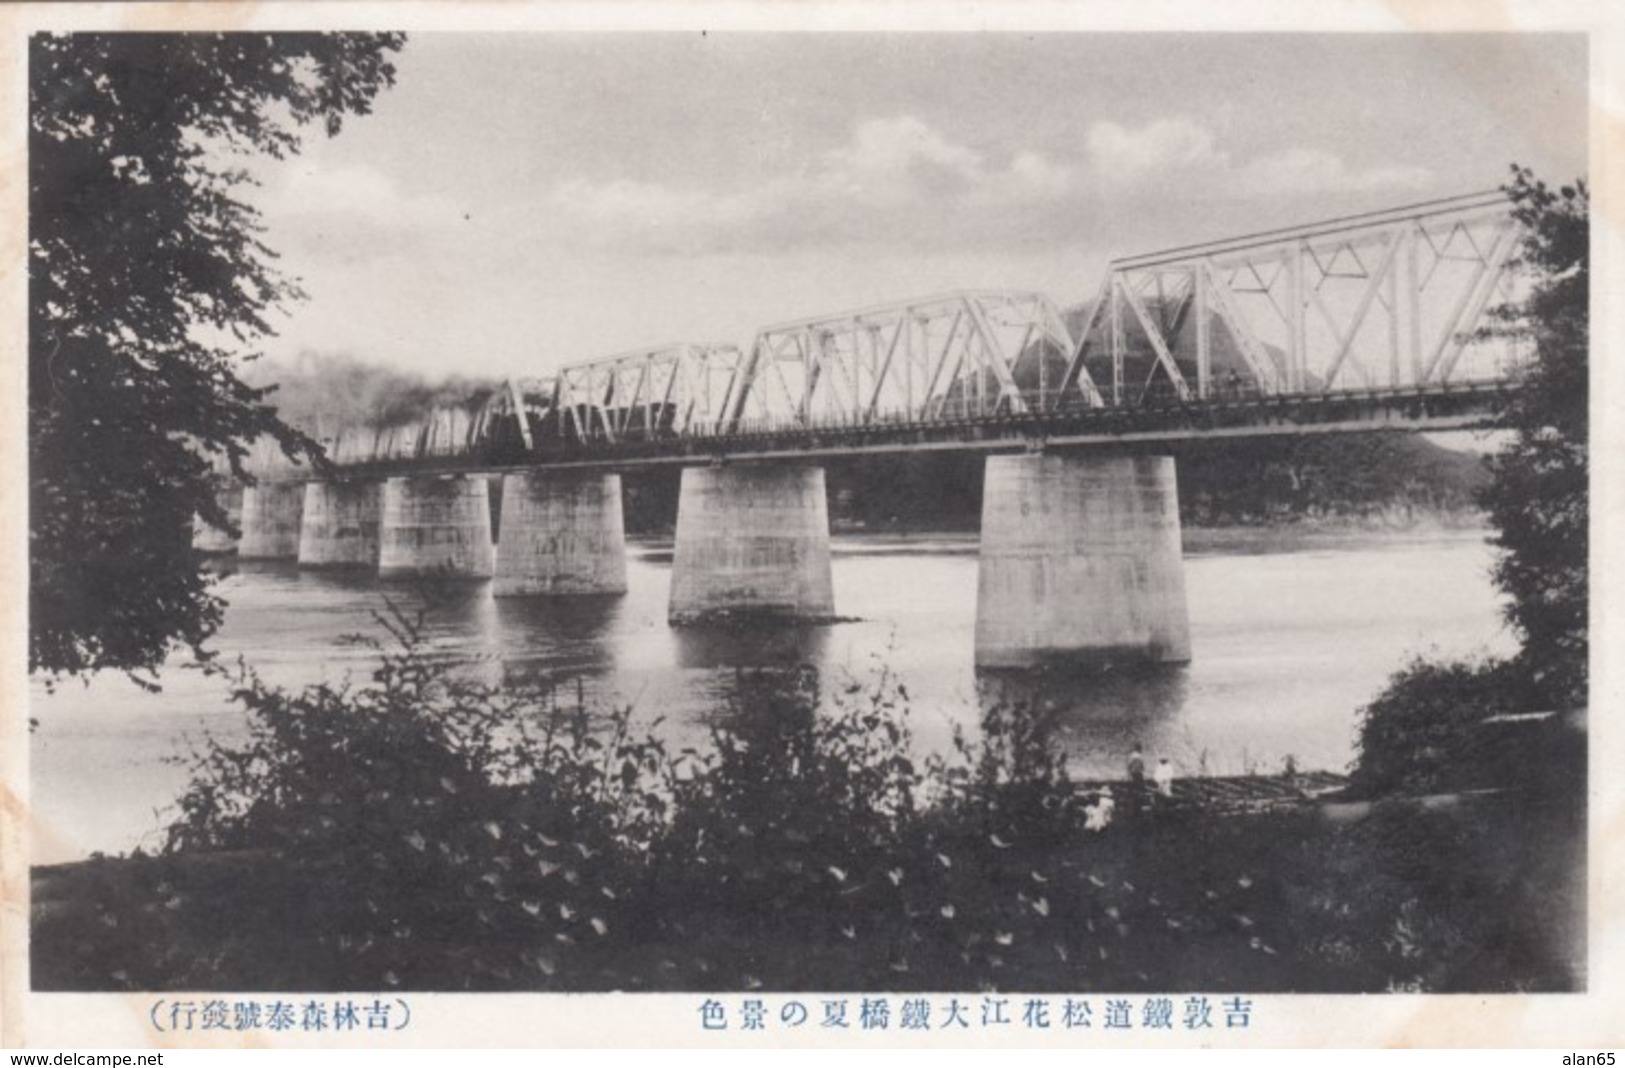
(310, 380, 1513, 479)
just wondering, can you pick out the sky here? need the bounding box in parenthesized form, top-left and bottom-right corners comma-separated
(243, 32, 1588, 382)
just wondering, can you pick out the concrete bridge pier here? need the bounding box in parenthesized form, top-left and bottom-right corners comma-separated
(975, 453, 1190, 668)
(192, 485, 243, 554)
(298, 480, 382, 568)
(237, 482, 305, 560)
(378, 475, 495, 579)
(494, 472, 627, 596)
(669, 464, 834, 624)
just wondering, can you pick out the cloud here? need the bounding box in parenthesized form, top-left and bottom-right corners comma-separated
(1086, 118, 1226, 183)
(545, 115, 1080, 255)
(1085, 117, 1432, 198)
(825, 115, 985, 199)
(1003, 151, 1078, 200)
(255, 161, 465, 261)
(543, 113, 1432, 258)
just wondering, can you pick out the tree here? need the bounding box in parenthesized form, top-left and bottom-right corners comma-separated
(29, 32, 406, 680)
(1483, 166, 1589, 708)
(1351, 167, 1587, 796)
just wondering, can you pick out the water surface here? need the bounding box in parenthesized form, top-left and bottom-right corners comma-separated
(30, 527, 1513, 865)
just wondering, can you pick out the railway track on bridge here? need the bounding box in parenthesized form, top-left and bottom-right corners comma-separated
(318, 379, 1518, 478)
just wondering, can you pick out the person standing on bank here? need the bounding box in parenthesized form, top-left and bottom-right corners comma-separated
(1084, 786, 1115, 833)
(1127, 742, 1146, 812)
(1154, 756, 1175, 803)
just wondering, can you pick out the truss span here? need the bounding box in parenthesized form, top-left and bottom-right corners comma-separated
(231, 191, 1527, 478)
(724, 290, 1091, 431)
(1063, 191, 1526, 406)
(553, 342, 748, 443)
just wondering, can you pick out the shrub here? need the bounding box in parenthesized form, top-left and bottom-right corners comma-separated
(162, 607, 1283, 991)
(1348, 656, 1536, 798)
(166, 604, 677, 989)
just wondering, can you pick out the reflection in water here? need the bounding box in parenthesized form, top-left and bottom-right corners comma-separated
(485, 593, 626, 698)
(706, 663, 821, 743)
(977, 665, 1190, 781)
(33, 530, 1514, 863)
(489, 593, 624, 672)
(672, 622, 832, 670)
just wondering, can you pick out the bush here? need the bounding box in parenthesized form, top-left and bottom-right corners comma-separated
(40, 604, 1573, 993)
(643, 672, 1103, 989)
(1348, 656, 1537, 798)
(167, 604, 676, 989)
(162, 607, 1286, 991)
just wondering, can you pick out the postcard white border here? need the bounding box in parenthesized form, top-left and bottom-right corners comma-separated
(2, 0, 1621, 1049)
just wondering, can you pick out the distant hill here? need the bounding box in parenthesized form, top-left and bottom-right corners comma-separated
(813, 432, 1488, 534)
(1171, 431, 1488, 527)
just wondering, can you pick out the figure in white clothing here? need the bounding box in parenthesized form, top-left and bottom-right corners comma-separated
(1084, 786, 1115, 832)
(1153, 756, 1175, 800)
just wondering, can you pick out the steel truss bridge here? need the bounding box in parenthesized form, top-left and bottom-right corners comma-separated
(252, 191, 1528, 479)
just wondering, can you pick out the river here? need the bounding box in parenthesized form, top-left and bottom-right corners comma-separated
(28, 526, 1514, 866)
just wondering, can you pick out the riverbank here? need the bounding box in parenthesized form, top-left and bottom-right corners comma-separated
(31, 781, 1580, 994)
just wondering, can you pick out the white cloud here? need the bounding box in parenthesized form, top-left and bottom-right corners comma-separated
(822, 115, 984, 200)
(254, 161, 465, 261)
(1002, 151, 1078, 199)
(545, 115, 1080, 255)
(543, 113, 1433, 259)
(1085, 117, 1433, 198)
(1086, 118, 1226, 183)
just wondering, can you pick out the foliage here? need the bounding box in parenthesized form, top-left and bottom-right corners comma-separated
(1350, 167, 1589, 798)
(1175, 434, 1487, 527)
(1348, 656, 1533, 798)
(40, 634, 1578, 994)
(645, 666, 927, 986)
(18, 606, 1576, 993)
(29, 32, 406, 681)
(1482, 166, 1589, 708)
(39, 791, 1581, 993)
(166, 606, 670, 989)
(1269, 799, 1582, 993)
(152, 611, 1295, 991)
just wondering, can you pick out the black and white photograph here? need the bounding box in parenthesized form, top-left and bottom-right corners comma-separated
(3, 1, 1618, 1050)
